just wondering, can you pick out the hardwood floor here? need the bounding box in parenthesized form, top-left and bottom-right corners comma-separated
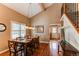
(0, 40, 63, 56)
(33, 43, 50, 56)
(0, 51, 9, 56)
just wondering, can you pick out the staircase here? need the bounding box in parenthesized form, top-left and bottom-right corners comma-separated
(60, 3, 79, 56)
(62, 3, 79, 29)
(60, 13, 79, 56)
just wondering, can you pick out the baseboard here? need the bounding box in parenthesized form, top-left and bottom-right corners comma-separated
(0, 49, 9, 54)
(40, 41, 49, 44)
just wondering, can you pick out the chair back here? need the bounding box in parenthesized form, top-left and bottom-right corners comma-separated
(8, 40, 24, 56)
(31, 36, 40, 48)
(8, 40, 16, 51)
(36, 36, 39, 43)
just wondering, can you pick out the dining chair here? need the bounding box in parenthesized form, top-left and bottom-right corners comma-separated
(8, 40, 24, 56)
(24, 41, 34, 56)
(32, 36, 40, 49)
(8, 40, 17, 56)
(29, 37, 39, 53)
(24, 38, 38, 56)
(15, 41, 25, 56)
(35, 36, 40, 48)
(23, 36, 40, 56)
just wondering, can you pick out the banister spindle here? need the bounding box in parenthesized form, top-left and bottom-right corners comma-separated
(76, 4, 78, 28)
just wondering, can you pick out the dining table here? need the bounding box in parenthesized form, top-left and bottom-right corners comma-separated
(9, 38, 32, 56)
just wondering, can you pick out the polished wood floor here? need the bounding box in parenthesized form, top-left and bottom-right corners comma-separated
(0, 40, 63, 56)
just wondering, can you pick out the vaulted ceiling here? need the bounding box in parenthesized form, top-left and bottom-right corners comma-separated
(2, 3, 53, 18)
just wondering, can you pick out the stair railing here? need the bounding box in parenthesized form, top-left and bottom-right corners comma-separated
(61, 3, 79, 28)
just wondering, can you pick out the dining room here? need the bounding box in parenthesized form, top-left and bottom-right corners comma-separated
(0, 3, 63, 56)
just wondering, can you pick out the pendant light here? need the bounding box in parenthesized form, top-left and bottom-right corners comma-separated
(26, 3, 35, 30)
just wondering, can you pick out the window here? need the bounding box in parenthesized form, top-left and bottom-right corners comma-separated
(11, 22, 26, 39)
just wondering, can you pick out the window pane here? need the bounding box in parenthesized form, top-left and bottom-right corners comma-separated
(12, 31, 20, 39)
(12, 23, 20, 30)
(21, 24, 26, 30)
(21, 31, 26, 37)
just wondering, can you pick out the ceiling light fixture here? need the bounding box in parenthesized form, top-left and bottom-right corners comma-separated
(26, 3, 35, 30)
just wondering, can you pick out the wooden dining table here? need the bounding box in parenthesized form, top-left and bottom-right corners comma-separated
(9, 39, 32, 56)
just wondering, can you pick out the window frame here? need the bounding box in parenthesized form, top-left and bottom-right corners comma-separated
(11, 21, 26, 40)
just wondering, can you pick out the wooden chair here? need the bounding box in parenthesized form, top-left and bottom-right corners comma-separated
(8, 40, 16, 56)
(29, 36, 40, 53)
(15, 41, 25, 55)
(35, 36, 40, 48)
(32, 36, 40, 49)
(24, 41, 34, 56)
(8, 40, 24, 56)
(24, 36, 40, 56)
(25, 38, 38, 56)
(30, 38, 37, 50)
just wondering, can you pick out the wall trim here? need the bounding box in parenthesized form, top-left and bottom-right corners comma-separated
(0, 49, 9, 54)
(40, 41, 49, 44)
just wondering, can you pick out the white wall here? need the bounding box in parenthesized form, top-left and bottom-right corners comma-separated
(31, 3, 62, 42)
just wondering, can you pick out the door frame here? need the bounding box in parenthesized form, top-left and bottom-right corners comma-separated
(49, 24, 61, 40)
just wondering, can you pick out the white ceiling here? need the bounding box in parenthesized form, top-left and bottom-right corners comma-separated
(2, 3, 53, 18)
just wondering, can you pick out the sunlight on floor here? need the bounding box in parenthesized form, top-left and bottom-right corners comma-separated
(49, 40, 59, 56)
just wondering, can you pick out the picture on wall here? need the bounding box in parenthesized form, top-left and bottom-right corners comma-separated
(35, 25, 44, 33)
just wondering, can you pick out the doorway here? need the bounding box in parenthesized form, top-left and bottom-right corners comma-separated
(49, 24, 60, 40)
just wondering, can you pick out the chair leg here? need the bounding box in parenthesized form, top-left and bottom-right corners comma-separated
(9, 51, 11, 56)
(21, 51, 22, 56)
(14, 52, 17, 56)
